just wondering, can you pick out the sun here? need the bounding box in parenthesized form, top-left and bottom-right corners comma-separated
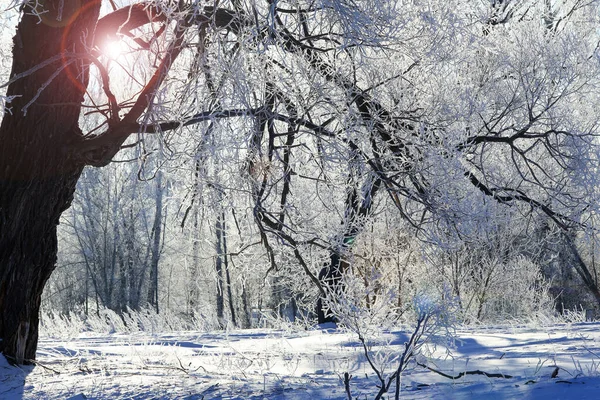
(101, 39, 126, 60)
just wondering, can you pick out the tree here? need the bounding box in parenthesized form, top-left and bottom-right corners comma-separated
(0, 0, 190, 363)
(3, 0, 600, 364)
(54, 152, 166, 315)
(0, 0, 102, 364)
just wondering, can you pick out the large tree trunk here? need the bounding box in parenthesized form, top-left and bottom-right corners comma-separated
(0, 178, 81, 364)
(0, 0, 100, 363)
(316, 251, 348, 324)
(316, 177, 381, 324)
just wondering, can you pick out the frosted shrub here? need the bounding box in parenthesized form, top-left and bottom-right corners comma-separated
(477, 256, 555, 322)
(411, 288, 458, 344)
(88, 308, 128, 334)
(325, 268, 457, 399)
(444, 254, 556, 324)
(40, 306, 217, 338)
(40, 309, 87, 339)
(423, 221, 557, 324)
(324, 269, 401, 337)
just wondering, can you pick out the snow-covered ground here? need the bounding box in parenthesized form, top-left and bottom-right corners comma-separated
(3, 322, 600, 399)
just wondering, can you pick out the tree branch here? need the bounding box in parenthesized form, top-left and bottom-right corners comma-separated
(416, 362, 513, 380)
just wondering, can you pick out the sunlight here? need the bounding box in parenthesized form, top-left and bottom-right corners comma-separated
(101, 39, 126, 60)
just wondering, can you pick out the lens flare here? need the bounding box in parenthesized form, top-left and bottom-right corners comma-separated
(102, 40, 126, 60)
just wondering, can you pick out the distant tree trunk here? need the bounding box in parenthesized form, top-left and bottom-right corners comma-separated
(241, 283, 252, 328)
(221, 211, 237, 327)
(186, 160, 202, 315)
(215, 212, 225, 326)
(0, 1, 100, 363)
(85, 258, 89, 316)
(566, 235, 600, 307)
(118, 252, 128, 312)
(148, 170, 164, 313)
(119, 211, 135, 311)
(188, 209, 200, 315)
(125, 183, 138, 310)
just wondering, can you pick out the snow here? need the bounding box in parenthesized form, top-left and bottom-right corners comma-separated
(3, 323, 600, 399)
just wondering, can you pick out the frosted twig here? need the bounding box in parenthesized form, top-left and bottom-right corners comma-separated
(0, 53, 65, 89)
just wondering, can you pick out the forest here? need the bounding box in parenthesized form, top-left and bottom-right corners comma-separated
(30, 0, 600, 332)
(2, 0, 600, 398)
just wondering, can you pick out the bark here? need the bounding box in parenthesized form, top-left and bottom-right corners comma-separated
(316, 177, 382, 324)
(316, 252, 348, 323)
(215, 212, 225, 327)
(221, 211, 237, 327)
(0, 0, 101, 363)
(0, 178, 81, 364)
(148, 170, 164, 313)
(186, 160, 202, 315)
(241, 282, 251, 328)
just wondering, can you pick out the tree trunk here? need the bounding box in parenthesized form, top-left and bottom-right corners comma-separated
(316, 251, 348, 324)
(0, 0, 100, 363)
(215, 212, 225, 327)
(187, 160, 202, 315)
(188, 207, 200, 315)
(241, 282, 252, 328)
(0, 178, 81, 363)
(148, 170, 164, 313)
(315, 176, 381, 324)
(566, 236, 600, 307)
(221, 211, 237, 327)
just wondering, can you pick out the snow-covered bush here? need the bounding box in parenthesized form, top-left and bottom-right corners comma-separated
(419, 215, 559, 324)
(475, 256, 555, 322)
(324, 265, 457, 399)
(40, 306, 218, 338)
